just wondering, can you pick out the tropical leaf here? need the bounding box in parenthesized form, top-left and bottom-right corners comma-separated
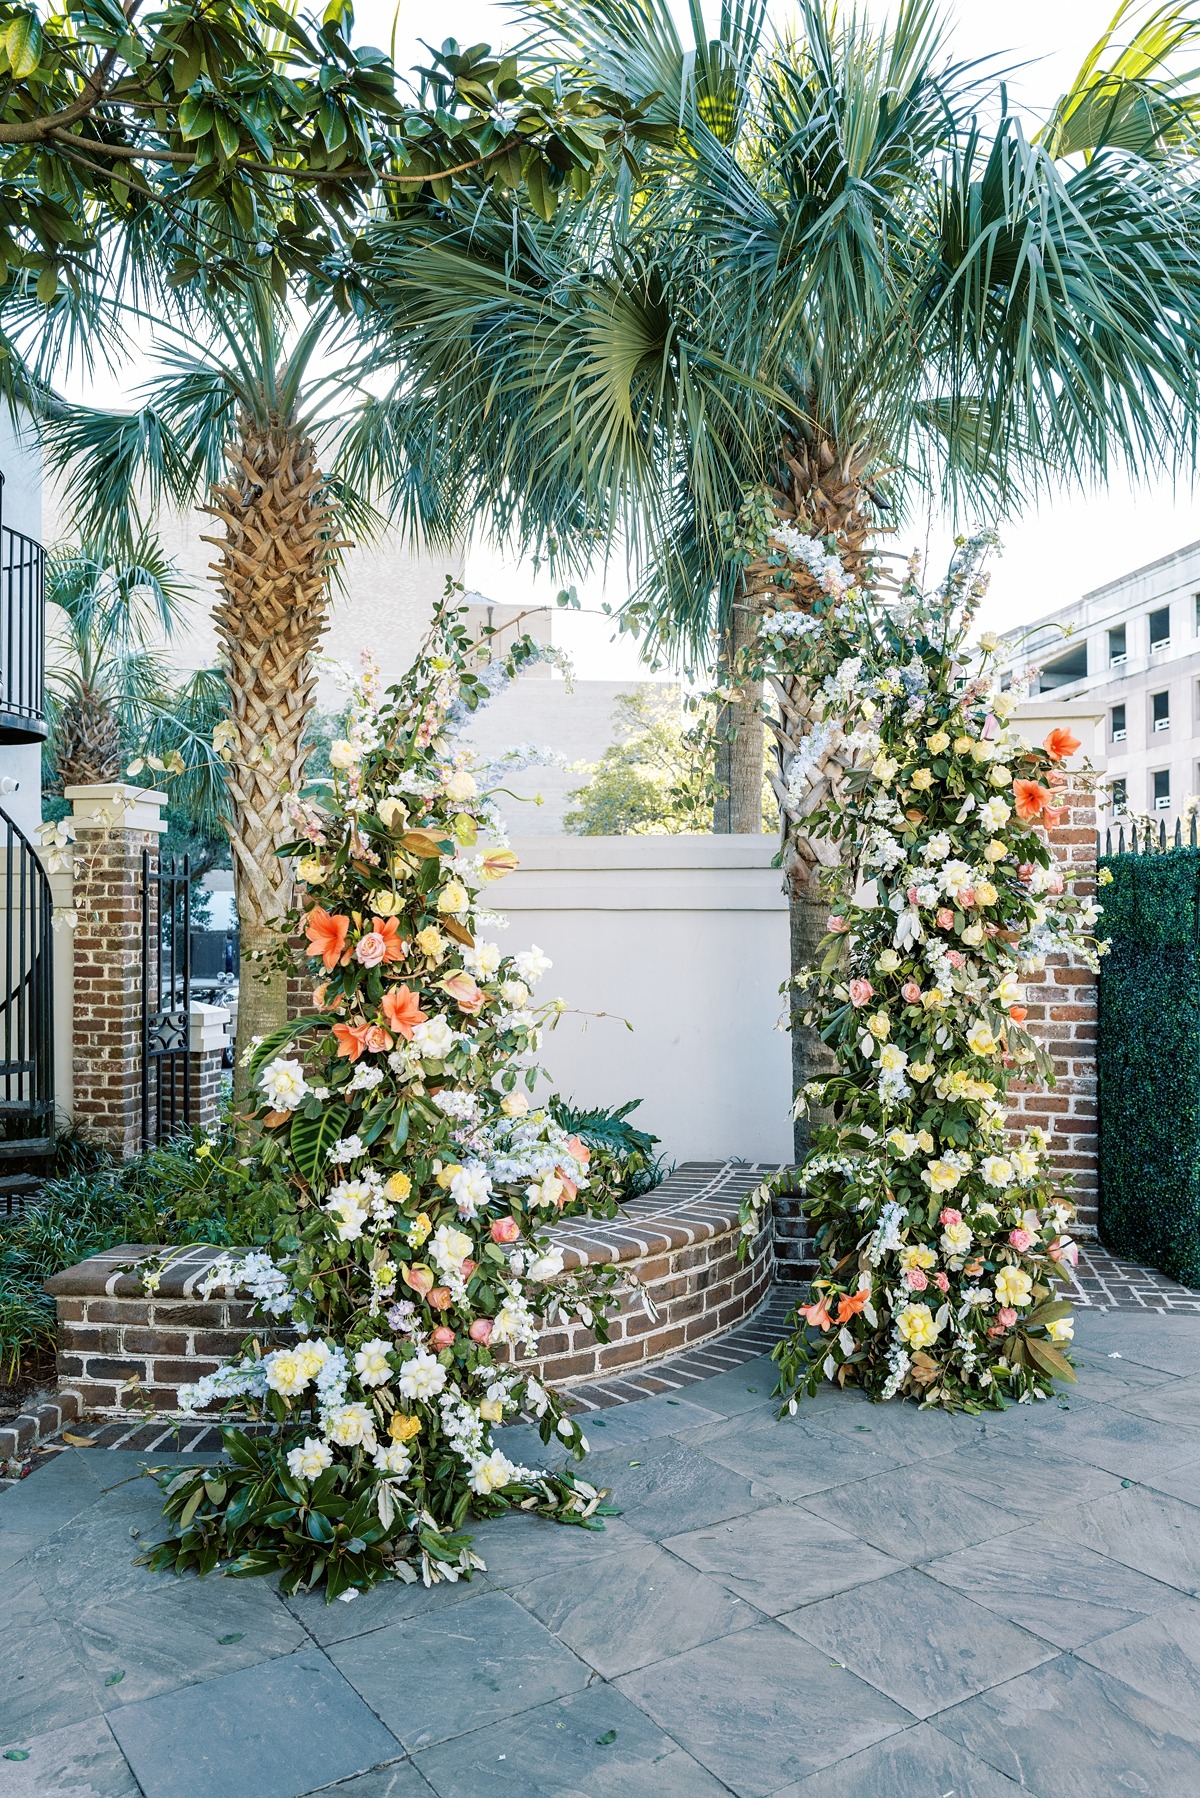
(287, 1103, 350, 1185)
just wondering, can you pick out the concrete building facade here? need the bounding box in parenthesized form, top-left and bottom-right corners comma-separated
(995, 539, 1200, 825)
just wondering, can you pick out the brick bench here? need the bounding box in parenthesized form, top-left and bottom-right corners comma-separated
(46, 1162, 780, 1418)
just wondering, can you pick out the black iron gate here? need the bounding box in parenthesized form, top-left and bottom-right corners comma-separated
(140, 850, 191, 1147)
(0, 806, 54, 1156)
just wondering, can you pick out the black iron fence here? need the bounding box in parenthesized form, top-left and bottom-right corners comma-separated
(1100, 816, 1200, 856)
(0, 481, 46, 741)
(140, 850, 191, 1147)
(0, 806, 54, 1155)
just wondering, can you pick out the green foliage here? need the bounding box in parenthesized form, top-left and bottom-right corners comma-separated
(0, 1128, 276, 1381)
(548, 1097, 668, 1200)
(1097, 848, 1200, 1285)
(563, 688, 715, 834)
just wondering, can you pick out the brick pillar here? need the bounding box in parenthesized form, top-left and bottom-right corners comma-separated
(188, 1003, 231, 1130)
(66, 783, 167, 1156)
(1008, 777, 1100, 1237)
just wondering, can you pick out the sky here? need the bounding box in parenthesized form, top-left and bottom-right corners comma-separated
(65, 0, 1200, 679)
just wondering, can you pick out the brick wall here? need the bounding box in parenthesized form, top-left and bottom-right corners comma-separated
(1008, 779, 1099, 1237)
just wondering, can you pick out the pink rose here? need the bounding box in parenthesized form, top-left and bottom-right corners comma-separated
(1049, 1237, 1079, 1266)
(469, 1319, 493, 1344)
(902, 981, 922, 1004)
(959, 888, 975, 909)
(907, 886, 919, 904)
(428, 1286, 454, 1312)
(998, 1306, 1018, 1328)
(905, 1268, 928, 1291)
(937, 908, 954, 930)
(461, 1258, 477, 1278)
(1018, 862, 1033, 880)
(429, 1326, 455, 1350)
(829, 915, 850, 934)
(1047, 870, 1064, 895)
(946, 950, 965, 969)
(934, 1272, 950, 1293)
(939, 1208, 962, 1228)
(1009, 1228, 1034, 1252)
(356, 931, 388, 968)
(848, 978, 874, 1007)
(490, 1216, 520, 1245)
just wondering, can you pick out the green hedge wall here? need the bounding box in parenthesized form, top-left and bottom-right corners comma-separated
(1098, 848, 1200, 1285)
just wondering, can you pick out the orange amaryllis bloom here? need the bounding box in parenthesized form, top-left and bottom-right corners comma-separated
(835, 1288, 871, 1324)
(479, 847, 520, 882)
(382, 984, 427, 1039)
(1043, 726, 1081, 762)
(799, 1294, 834, 1332)
(306, 907, 351, 969)
(1013, 779, 1055, 822)
(440, 970, 485, 1015)
(332, 1021, 373, 1062)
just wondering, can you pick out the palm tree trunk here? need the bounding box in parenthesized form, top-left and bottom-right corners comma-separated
(207, 418, 343, 1094)
(751, 433, 880, 1132)
(712, 593, 763, 833)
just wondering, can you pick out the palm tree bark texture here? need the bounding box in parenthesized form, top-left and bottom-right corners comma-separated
(207, 420, 346, 1084)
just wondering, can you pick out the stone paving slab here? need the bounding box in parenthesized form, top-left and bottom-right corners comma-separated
(6, 1304, 1200, 1796)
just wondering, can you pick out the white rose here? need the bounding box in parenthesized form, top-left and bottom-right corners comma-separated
(329, 739, 359, 769)
(325, 1403, 377, 1449)
(450, 1165, 493, 1218)
(264, 1350, 311, 1397)
(444, 769, 478, 801)
(412, 1015, 455, 1060)
(431, 1223, 473, 1274)
(469, 1450, 520, 1495)
(527, 1246, 565, 1283)
(286, 1437, 333, 1481)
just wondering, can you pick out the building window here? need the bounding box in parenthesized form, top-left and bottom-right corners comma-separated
(1154, 769, 1171, 810)
(1111, 778, 1128, 813)
(1111, 703, 1126, 742)
(1037, 642, 1088, 690)
(1108, 624, 1127, 666)
(1150, 606, 1171, 651)
(1153, 690, 1171, 732)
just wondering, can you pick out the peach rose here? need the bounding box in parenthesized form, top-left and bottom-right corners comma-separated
(848, 979, 874, 1007)
(430, 1326, 455, 1350)
(490, 1216, 520, 1245)
(469, 1319, 494, 1344)
(428, 1286, 454, 1311)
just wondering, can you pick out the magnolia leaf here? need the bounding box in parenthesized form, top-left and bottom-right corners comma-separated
(440, 916, 474, 948)
(262, 1110, 293, 1130)
(399, 830, 444, 858)
(1024, 1337, 1077, 1383)
(289, 1103, 350, 1185)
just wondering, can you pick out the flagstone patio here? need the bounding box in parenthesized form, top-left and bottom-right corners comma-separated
(3, 1304, 1200, 1797)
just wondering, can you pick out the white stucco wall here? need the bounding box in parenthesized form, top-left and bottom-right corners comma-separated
(499, 834, 793, 1165)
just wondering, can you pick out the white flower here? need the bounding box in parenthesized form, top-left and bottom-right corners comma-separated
(878, 1042, 908, 1072)
(324, 1182, 372, 1241)
(981, 1155, 1014, 1188)
(353, 1339, 394, 1387)
(514, 945, 552, 984)
(450, 1164, 492, 1218)
(980, 796, 1011, 830)
(328, 1134, 367, 1163)
(526, 1246, 565, 1283)
(499, 980, 529, 1007)
(444, 769, 478, 801)
(259, 1057, 308, 1111)
(325, 1403, 377, 1449)
(329, 739, 360, 769)
(286, 1437, 333, 1480)
(966, 1023, 996, 1057)
(264, 1349, 312, 1396)
(463, 940, 501, 977)
(430, 1223, 473, 1276)
(412, 1015, 455, 1060)
(469, 1449, 520, 1495)
(347, 1064, 384, 1094)
(923, 832, 951, 863)
(526, 1173, 565, 1209)
(942, 860, 973, 897)
(941, 1220, 974, 1257)
(373, 1442, 413, 1476)
(397, 1350, 448, 1401)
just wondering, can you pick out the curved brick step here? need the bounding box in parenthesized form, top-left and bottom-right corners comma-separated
(44, 1162, 785, 1418)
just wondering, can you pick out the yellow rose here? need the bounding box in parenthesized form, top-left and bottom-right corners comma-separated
(953, 735, 973, 754)
(971, 741, 993, 764)
(990, 765, 1012, 787)
(897, 1303, 941, 1349)
(900, 1244, 938, 1271)
(979, 632, 1000, 653)
(478, 1397, 505, 1423)
(867, 1010, 890, 1040)
(372, 890, 403, 917)
(984, 840, 1007, 863)
(925, 730, 950, 755)
(1048, 1317, 1074, 1344)
(967, 1023, 996, 1056)
(916, 1128, 935, 1152)
(909, 1064, 935, 1085)
(925, 1158, 963, 1192)
(385, 1171, 412, 1202)
(437, 881, 469, 915)
(973, 880, 998, 907)
(415, 926, 447, 962)
(910, 768, 933, 791)
(995, 1264, 1033, 1308)
(390, 1412, 422, 1443)
(297, 857, 325, 884)
(876, 949, 901, 973)
(436, 1163, 462, 1190)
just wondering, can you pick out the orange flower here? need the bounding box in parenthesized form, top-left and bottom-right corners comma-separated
(370, 916, 406, 963)
(332, 1021, 372, 1062)
(565, 1135, 591, 1167)
(306, 907, 350, 970)
(799, 1295, 834, 1332)
(1009, 1004, 1028, 1023)
(362, 1024, 393, 1053)
(1043, 726, 1081, 762)
(553, 1168, 579, 1206)
(382, 985, 427, 1039)
(440, 970, 485, 1015)
(835, 1288, 870, 1324)
(1013, 779, 1055, 823)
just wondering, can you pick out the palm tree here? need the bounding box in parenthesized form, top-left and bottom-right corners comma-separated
(364, 0, 1200, 1139)
(45, 535, 190, 788)
(42, 283, 443, 1080)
